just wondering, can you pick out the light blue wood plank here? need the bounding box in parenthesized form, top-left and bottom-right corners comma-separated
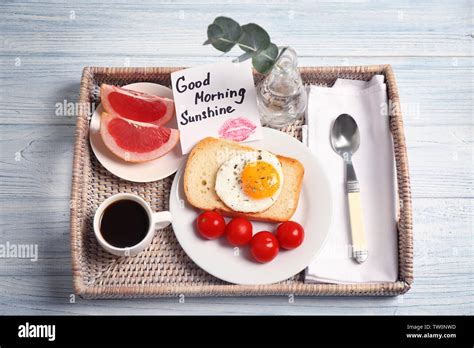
(0, 57, 472, 125)
(0, 124, 471, 201)
(0, 272, 472, 315)
(0, 196, 472, 278)
(0, 0, 471, 57)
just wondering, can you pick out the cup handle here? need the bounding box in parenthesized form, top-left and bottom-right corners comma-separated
(152, 211, 173, 230)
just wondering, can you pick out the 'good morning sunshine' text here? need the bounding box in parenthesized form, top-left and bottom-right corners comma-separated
(174, 72, 246, 126)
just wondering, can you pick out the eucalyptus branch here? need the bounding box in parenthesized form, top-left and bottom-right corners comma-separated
(203, 16, 281, 74)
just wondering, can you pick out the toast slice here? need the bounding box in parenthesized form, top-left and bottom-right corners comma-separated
(183, 137, 304, 222)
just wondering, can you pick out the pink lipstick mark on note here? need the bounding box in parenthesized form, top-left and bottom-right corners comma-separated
(219, 117, 257, 142)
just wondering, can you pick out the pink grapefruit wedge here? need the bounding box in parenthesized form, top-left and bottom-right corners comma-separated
(100, 112, 180, 163)
(100, 84, 175, 126)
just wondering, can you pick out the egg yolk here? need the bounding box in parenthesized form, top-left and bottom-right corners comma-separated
(241, 161, 280, 199)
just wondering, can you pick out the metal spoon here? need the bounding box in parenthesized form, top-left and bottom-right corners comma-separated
(330, 114, 368, 263)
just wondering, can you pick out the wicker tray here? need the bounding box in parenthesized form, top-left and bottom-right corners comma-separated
(71, 65, 413, 298)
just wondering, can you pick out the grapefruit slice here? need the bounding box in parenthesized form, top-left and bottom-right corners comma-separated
(100, 112, 180, 163)
(100, 84, 175, 126)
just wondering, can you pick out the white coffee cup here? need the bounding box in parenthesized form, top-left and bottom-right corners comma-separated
(93, 193, 172, 256)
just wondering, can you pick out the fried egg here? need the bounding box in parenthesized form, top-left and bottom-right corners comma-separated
(215, 150, 283, 213)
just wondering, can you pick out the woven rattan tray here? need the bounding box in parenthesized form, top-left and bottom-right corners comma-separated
(71, 65, 413, 298)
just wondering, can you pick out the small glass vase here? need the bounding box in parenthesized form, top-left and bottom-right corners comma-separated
(256, 46, 307, 128)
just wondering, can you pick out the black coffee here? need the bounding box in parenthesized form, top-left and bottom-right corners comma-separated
(100, 199, 150, 248)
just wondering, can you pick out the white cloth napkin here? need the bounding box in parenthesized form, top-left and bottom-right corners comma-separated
(305, 75, 398, 284)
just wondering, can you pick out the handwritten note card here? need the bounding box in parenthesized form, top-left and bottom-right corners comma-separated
(171, 60, 263, 154)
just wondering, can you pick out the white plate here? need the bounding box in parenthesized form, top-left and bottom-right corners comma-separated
(89, 82, 184, 182)
(169, 128, 333, 285)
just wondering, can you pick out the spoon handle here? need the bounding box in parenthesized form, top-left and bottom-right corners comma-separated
(346, 162, 368, 263)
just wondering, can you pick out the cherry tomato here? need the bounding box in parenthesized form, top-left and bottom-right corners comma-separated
(250, 231, 279, 263)
(196, 211, 226, 239)
(225, 217, 253, 246)
(276, 221, 304, 250)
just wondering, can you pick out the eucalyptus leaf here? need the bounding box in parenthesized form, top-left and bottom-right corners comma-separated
(252, 42, 279, 74)
(205, 23, 222, 44)
(238, 23, 270, 53)
(205, 16, 241, 53)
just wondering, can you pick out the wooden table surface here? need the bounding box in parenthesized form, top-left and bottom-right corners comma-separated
(0, 0, 472, 315)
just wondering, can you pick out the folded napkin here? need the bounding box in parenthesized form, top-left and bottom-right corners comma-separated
(305, 75, 398, 284)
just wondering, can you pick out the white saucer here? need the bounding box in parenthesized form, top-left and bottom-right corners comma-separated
(89, 82, 184, 183)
